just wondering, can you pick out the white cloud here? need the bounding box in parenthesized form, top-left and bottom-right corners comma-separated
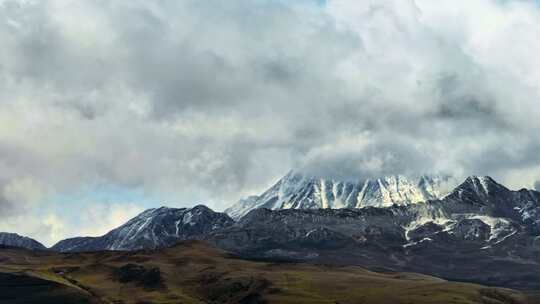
(76, 203, 145, 238)
(0, 202, 145, 247)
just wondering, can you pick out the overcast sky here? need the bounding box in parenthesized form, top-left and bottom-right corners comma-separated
(1, 0, 540, 246)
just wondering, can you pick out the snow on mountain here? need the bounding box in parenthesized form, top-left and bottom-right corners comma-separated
(225, 170, 458, 220)
(0, 232, 47, 250)
(222, 175, 540, 253)
(212, 176, 540, 289)
(400, 175, 540, 247)
(52, 205, 234, 252)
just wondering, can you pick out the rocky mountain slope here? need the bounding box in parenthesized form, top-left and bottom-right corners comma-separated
(51, 205, 234, 252)
(211, 176, 540, 289)
(225, 171, 457, 220)
(0, 232, 46, 251)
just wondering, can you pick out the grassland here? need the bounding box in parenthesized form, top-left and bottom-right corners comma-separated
(0, 241, 535, 304)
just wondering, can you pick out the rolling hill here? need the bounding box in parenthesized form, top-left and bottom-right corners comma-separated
(0, 241, 535, 304)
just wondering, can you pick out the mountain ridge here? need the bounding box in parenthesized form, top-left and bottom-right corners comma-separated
(51, 204, 234, 252)
(0, 232, 47, 251)
(225, 171, 458, 220)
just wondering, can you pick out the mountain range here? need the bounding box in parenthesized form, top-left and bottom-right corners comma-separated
(212, 175, 540, 289)
(2, 172, 540, 290)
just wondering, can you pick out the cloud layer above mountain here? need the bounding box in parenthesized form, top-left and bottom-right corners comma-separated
(1, 0, 540, 244)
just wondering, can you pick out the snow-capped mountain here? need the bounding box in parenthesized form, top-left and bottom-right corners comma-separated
(211, 176, 540, 289)
(0, 232, 46, 250)
(225, 170, 457, 220)
(52, 205, 234, 252)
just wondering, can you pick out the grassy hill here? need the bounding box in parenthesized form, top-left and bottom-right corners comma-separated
(0, 241, 536, 304)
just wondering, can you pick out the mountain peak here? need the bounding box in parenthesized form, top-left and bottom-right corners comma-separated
(448, 176, 508, 203)
(52, 204, 234, 252)
(191, 204, 213, 212)
(226, 170, 458, 220)
(0, 232, 47, 250)
(461, 176, 506, 192)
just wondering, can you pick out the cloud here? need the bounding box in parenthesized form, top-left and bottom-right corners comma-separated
(75, 202, 145, 238)
(1, 0, 540, 243)
(0, 201, 145, 247)
(0, 176, 46, 218)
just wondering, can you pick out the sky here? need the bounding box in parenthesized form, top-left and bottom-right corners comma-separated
(1, 0, 540, 246)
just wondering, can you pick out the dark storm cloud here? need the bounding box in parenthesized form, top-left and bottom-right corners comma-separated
(1, 0, 540, 243)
